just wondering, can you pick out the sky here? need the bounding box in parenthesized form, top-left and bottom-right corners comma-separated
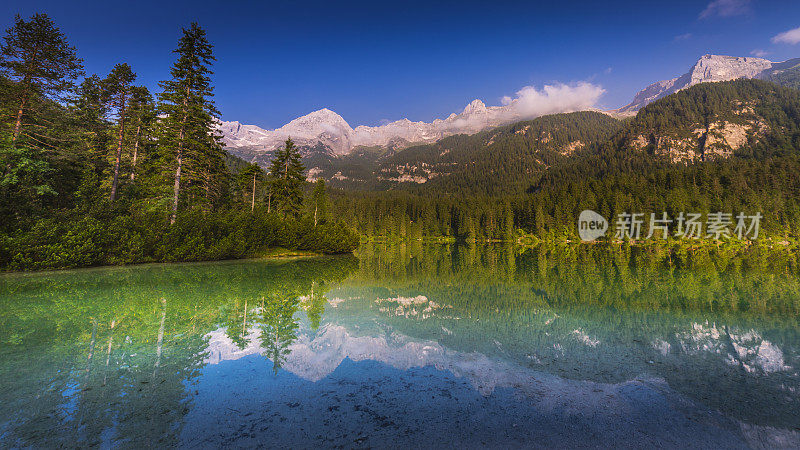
(3, 0, 800, 129)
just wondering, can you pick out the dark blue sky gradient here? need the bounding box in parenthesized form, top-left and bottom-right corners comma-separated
(3, 0, 800, 128)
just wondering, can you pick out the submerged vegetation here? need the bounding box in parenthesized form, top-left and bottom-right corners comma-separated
(0, 243, 798, 446)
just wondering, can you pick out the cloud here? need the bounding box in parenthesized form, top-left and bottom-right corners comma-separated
(442, 82, 604, 134)
(501, 82, 605, 122)
(674, 33, 693, 42)
(750, 49, 769, 57)
(772, 26, 800, 45)
(699, 0, 750, 19)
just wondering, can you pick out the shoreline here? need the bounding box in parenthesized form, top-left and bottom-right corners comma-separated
(0, 248, 350, 276)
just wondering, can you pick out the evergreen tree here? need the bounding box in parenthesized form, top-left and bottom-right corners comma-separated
(237, 163, 263, 211)
(267, 138, 305, 217)
(0, 13, 83, 145)
(127, 86, 154, 181)
(311, 179, 328, 226)
(156, 22, 222, 224)
(102, 63, 136, 202)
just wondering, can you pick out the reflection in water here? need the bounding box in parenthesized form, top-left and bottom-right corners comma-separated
(0, 245, 799, 447)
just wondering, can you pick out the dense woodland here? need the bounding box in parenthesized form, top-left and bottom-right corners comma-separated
(2, 13, 800, 271)
(331, 80, 800, 242)
(0, 14, 358, 270)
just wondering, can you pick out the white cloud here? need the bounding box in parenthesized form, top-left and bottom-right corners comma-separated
(501, 82, 605, 122)
(699, 0, 750, 19)
(750, 49, 769, 57)
(772, 26, 800, 45)
(674, 33, 693, 41)
(441, 82, 604, 134)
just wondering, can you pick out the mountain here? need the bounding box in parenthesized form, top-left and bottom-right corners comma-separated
(219, 94, 599, 161)
(617, 54, 800, 114)
(373, 111, 622, 194)
(619, 79, 800, 162)
(374, 79, 800, 196)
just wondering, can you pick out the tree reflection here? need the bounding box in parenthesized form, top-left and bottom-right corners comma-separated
(0, 255, 357, 447)
(342, 242, 800, 429)
(259, 292, 301, 375)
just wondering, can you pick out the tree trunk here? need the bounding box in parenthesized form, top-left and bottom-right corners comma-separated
(12, 99, 26, 145)
(314, 204, 318, 227)
(251, 173, 256, 211)
(170, 93, 189, 225)
(102, 320, 116, 386)
(170, 142, 183, 224)
(267, 192, 272, 213)
(242, 298, 248, 336)
(109, 95, 127, 202)
(83, 320, 97, 387)
(153, 298, 167, 378)
(130, 123, 141, 180)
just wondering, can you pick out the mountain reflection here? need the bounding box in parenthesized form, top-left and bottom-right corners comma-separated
(1, 244, 799, 447)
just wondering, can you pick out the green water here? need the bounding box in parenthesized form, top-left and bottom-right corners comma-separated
(1, 244, 799, 448)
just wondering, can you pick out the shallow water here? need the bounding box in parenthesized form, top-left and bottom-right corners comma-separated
(1, 244, 799, 448)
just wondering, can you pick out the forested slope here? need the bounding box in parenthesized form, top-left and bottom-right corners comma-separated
(333, 80, 800, 241)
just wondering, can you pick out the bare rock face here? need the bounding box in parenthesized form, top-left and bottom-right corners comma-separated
(617, 55, 775, 113)
(625, 103, 768, 162)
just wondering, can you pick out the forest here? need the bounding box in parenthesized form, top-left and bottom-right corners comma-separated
(331, 80, 800, 243)
(0, 14, 358, 270)
(3, 13, 800, 271)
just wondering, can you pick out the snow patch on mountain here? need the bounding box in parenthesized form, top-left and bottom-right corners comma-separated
(219, 83, 604, 156)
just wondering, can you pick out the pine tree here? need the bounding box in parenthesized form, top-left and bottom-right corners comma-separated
(102, 63, 136, 202)
(0, 14, 83, 146)
(311, 179, 328, 226)
(238, 163, 263, 211)
(157, 22, 222, 224)
(267, 138, 305, 217)
(127, 86, 154, 181)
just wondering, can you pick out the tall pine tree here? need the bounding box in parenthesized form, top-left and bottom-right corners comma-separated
(0, 13, 83, 146)
(102, 63, 136, 202)
(267, 138, 305, 217)
(157, 22, 223, 224)
(127, 86, 154, 181)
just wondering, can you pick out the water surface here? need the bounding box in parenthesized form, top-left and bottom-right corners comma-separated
(1, 244, 799, 448)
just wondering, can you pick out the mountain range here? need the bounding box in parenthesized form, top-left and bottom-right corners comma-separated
(219, 90, 597, 158)
(220, 53, 800, 172)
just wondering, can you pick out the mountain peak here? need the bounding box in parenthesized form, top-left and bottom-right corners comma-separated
(616, 53, 779, 114)
(462, 99, 487, 115)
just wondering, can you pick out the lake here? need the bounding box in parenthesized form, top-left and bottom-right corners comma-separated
(1, 243, 799, 448)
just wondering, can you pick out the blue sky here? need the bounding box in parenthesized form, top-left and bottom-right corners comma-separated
(3, 0, 800, 128)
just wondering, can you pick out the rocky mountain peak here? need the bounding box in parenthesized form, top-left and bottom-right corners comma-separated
(687, 54, 772, 85)
(462, 99, 487, 115)
(616, 53, 781, 114)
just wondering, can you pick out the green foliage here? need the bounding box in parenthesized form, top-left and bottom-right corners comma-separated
(0, 13, 83, 145)
(2, 207, 359, 271)
(311, 179, 328, 225)
(267, 138, 305, 217)
(0, 16, 359, 271)
(332, 80, 800, 241)
(157, 22, 228, 216)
